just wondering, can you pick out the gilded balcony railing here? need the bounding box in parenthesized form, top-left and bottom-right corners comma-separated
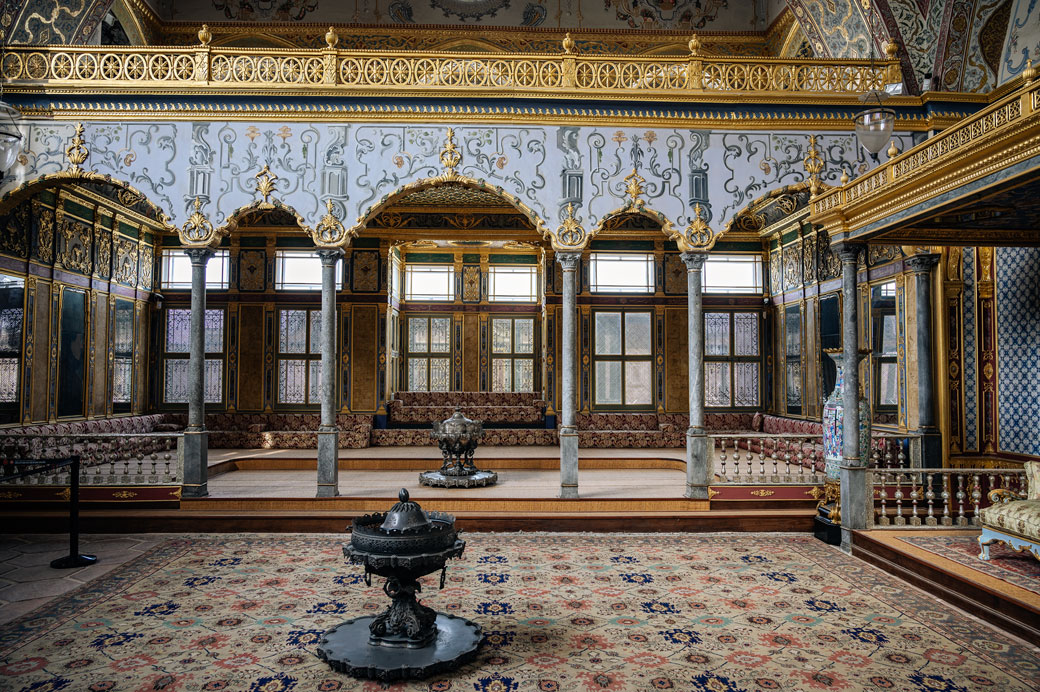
(0, 41, 899, 102)
(809, 73, 1039, 236)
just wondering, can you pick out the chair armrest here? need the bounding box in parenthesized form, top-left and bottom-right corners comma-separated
(988, 488, 1026, 504)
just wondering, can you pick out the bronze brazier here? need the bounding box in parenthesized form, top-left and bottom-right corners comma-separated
(420, 408, 498, 488)
(317, 489, 481, 681)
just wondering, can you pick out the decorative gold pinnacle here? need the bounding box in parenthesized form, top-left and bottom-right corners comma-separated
(440, 128, 461, 175)
(688, 34, 700, 56)
(1023, 59, 1036, 84)
(325, 26, 339, 50)
(886, 139, 900, 158)
(180, 197, 215, 244)
(840, 169, 850, 185)
(254, 165, 278, 206)
(553, 203, 586, 250)
(562, 32, 575, 55)
(198, 24, 212, 46)
(623, 169, 646, 207)
(65, 122, 88, 174)
(803, 135, 824, 196)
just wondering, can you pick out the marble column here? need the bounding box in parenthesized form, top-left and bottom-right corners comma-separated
(681, 252, 709, 499)
(557, 251, 581, 498)
(905, 252, 942, 469)
(838, 245, 866, 549)
(182, 247, 214, 499)
(316, 249, 343, 498)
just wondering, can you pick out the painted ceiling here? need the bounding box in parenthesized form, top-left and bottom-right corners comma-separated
(139, 0, 783, 31)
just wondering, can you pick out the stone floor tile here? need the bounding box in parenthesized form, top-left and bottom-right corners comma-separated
(13, 539, 74, 554)
(0, 578, 79, 603)
(8, 550, 71, 568)
(0, 596, 54, 625)
(3, 563, 90, 583)
(66, 561, 123, 583)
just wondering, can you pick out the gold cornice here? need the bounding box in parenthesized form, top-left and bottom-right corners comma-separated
(15, 103, 964, 131)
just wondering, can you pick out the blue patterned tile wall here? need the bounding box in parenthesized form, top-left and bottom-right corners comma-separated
(996, 247, 1040, 457)
(963, 248, 977, 452)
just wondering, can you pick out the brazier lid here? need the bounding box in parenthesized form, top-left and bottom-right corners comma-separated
(379, 488, 432, 533)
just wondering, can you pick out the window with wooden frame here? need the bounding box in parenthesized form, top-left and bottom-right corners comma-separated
(162, 308, 224, 404)
(277, 308, 323, 405)
(160, 249, 230, 290)
(490, 316, 536, 392)
(592, 310, 653, 408)
(870, 281, 898, 419)
(783, 305, 802, 415)
(0, 273, 23, 424)
(704, 311, 762, 409)
(405, 315, 451, 392)
(112, 299, 134, 413)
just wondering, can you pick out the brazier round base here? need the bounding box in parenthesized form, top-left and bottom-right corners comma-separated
(419, 469, 498, 488)
(318, 613, 482, 682)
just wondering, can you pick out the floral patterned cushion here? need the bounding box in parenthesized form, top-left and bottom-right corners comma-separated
(388, 403, 544, 425)
(979, 499, 1040, 540)
(1027, 461, 1039, 501)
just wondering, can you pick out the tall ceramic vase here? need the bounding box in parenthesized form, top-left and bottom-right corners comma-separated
(822, 349, 871, 481)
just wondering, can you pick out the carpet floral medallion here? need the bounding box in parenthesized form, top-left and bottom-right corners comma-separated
(897, 534, 1040, 596)
(1, 533, 1038, 692)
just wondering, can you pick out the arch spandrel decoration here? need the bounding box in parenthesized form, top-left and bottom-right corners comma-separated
(216, 165, 354, 249)
(349, 128, 550, 246)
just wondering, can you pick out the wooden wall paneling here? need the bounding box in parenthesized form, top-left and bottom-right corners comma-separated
(90, 290, 107, 418)
(20, 277, 37, 424)
(655, 306, 665, 412)
(226, 303, 239, 411)
(237, 305, 265, 411)
(977, 247, 997, 454)
(351, 304, 378, 412)
(340, 307, 351, 412)
(664, 306, 688, 412)
(804, 297, 818, 419)
(263, 304, 275, 412)
(580, 304, 590, 414)
(943, 248, 963, 457)
(133, 299, 146, 415)
(463, 313, 479, 392)
(47, 283, 60, 421)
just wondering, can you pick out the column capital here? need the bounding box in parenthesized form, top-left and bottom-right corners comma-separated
(836, 244, 862, 264)
(316, 247, 345, 265)
(679, 251, 708, 271)
(904, 252, 941, 274)
(555, 251, 581, 271)
(184, 247, 215, 265)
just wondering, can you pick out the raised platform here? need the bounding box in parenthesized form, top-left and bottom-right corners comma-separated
(853, 529, 1040, 645)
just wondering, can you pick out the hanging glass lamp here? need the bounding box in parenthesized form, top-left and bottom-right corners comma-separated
(855, 90, 895, 155)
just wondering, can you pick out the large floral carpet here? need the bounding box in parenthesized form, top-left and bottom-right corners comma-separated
(897, 534, 1040, 596)
(1, 533, 1038, 692)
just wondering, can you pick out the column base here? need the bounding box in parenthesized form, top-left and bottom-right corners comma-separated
(559, 429, 578, 498)
(181, 430, 208, 499)
(317, 429, 339, 498)
(685, 430, 708, 499)
(839, 464, 869, 550)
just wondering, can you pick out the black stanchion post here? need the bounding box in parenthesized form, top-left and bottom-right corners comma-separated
(50, 456, 97, 569)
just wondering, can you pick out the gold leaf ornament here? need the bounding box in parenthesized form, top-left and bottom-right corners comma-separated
(553, 203, 586, 250)
(674, 203, 720, 252)
(180, 197, 215, 244)
(254, 165, 279, 207)
(440, 128, 462, 176)
(312, 199, 353, 248)
(65, 122, 88, 173)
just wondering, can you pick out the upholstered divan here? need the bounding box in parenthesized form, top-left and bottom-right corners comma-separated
(387, 391, 546, 426)
(978, 461, 1040, 562)
(0, 414, 182, 472)
(192, 413, 373, 449)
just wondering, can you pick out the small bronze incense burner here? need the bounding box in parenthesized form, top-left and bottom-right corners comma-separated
(421, 408, 497, 488)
